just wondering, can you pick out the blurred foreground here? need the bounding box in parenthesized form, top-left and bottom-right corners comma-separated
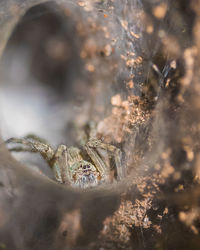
(0, 0, 200, 249)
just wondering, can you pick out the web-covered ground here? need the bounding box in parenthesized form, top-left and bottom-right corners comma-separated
(0, 1, 199, 249)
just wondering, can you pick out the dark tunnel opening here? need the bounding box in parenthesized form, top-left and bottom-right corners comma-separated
(1, 2, 83, 100)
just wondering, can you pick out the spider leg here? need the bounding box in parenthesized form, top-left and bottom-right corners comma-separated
(85, 141, 109, 181)
(51, 146, 83, 184)
(24, 134, 49, 144)
(5, 145, 39, 153)
(87, 139, 126, 180)
(50, 144, 69, 184)
(6, 137, 54, 163)
(75, 121, 97, 147)
(88, 121, 97, 139)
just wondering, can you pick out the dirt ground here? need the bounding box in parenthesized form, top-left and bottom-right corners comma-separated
(0, 0, 200, 250)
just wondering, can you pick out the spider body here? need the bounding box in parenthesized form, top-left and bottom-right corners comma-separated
(6, 135, 125, 188)
(70, 160, 100, 188)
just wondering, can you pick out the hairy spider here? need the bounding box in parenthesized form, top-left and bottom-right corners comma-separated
(6, 132, 125, 188)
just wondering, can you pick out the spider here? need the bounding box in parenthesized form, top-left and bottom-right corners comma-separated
(5, 129, 125, 189)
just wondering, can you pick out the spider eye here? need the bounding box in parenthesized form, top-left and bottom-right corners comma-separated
(87, 165, 90, 169)
(83, 165, 87, 169)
